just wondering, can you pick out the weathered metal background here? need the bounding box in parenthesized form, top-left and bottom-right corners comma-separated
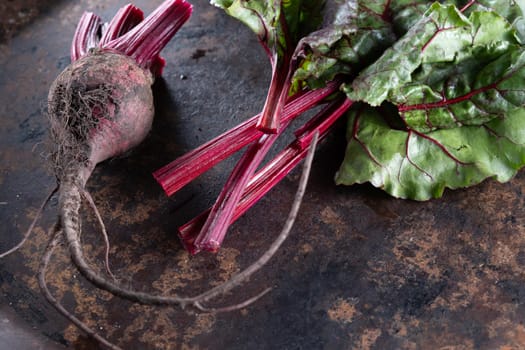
(1, 1, 525, 349)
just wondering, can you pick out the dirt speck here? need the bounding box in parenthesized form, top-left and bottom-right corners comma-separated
(299, 243, 313, 255)
(356, 328, 382, 350)
(183, 313, 215, 345)
(320, 206, 345, 239)
(191, 49, 207, 59)
(327, 298, 359, 324)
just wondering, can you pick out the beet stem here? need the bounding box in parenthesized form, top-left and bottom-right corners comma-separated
(153, 81, 341, 196)
(179, 98, 352, 252)
(104, 0, 192, 72)
(256, 61, 289, 133)
(193, 131, 284, 252)
(189, 132, 319, 303)
(71, 12, 102, 62)
(99, 4, 144, 46)
(295, 98, 353, 150)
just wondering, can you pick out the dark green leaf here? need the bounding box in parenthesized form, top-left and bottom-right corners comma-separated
(335, 104, 525, 200)
(344, 3, 524, 132)
(211, 0, 324, 60)
(290, 0, 444, 91)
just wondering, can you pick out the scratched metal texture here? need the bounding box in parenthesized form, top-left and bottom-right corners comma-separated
(1, 1, 525, 349)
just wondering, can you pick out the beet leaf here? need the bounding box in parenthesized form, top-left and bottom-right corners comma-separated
(335, 105, 525, 200)
(344, 3, 524, 130)
(336, 1, 525, 199)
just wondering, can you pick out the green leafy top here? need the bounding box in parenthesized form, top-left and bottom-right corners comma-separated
(335, 1, 525, 200)
(211, 0, 324, 62)
(214, 0, 525, 200)
(344, 4, 522, 115)
(291, 0, 438, 91)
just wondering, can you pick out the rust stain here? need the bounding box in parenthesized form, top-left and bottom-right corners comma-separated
(355, 328, 382, 350)
(391, 211, 442, 279)
(210, 247, 240, 287)
(18, 224, 48, 289)
(294, 242, 314, 262)
(182, 313, 215, 347)
(122, 306, 179, 348)
(152, 251, 204, 292)
(64, 324, 82, 346)
(327, 298, 359, 324)
(487, 314, 525, 349)
(110, 198, 159, 226)
(299, 243, 313, 254)
(491, 241, 515, 266)
(136, 310, 178, 349)
(509, 324, 525, 343)
(320, 206, 345, 240)
(64, 283, 115, 344)
(418, 331, 475, 350)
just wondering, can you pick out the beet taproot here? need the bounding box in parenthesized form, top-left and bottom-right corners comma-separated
(48, 51, 154, 179)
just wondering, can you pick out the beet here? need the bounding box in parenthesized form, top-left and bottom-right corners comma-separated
(1, 2, 192, 348)
(49, 51, 154, 181)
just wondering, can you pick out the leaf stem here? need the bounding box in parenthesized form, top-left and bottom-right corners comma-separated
(179, 98, 352, 253)
(71, 12, 101, 61)
(103, 0, 192, 74)
(153, 81, 341, 196)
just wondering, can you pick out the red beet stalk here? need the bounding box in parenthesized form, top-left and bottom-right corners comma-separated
(179, 97, 353, 253)
(256, 61, 290, 133)
(70, 0, 192, 76)
(193, 128, 287, 252)
(71, 12, 102, 61)
(153, 80, 341, 196)
(99, 4, 144, 45)
(104, 0, 192, 75)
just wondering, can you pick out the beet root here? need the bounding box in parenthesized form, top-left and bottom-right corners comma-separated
(48, 51, 154, 180)
(1, 2, 194, 348)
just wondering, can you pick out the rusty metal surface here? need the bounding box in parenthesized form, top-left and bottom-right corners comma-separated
(1, 1, 525, 349)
